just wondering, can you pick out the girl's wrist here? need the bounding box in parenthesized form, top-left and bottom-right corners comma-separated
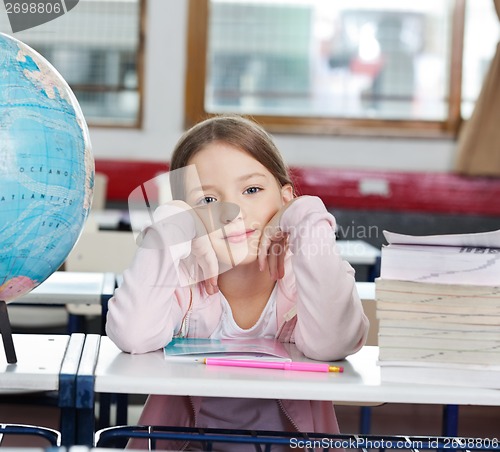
(279, 196, 325, 231)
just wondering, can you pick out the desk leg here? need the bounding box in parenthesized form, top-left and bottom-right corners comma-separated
(98, 393, 112, 429)
(76, 404, 95, 446)
(442, 404, 459, 437)
(100, 298, 109, 336)
(98, 393, 129, 429)
(59, 333, 86, 447)
(76, 334, 101, 446)
(100, 272, 117, 335)
(359, 406, 372, 434)
(116, 394, 129, 425)
(0, 301, 17, 364)
(67, 314, 85, 334)
(59, 406, 76, 447)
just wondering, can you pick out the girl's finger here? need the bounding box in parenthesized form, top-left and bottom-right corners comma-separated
(267, 245, 278, 280)
(268, 239, 286, 280)
(192, 236, 219, 292)
(258, 225, 273, 270)
(276, 238, 286, 280)
(199, 252, 219, 288)
(258, 224, 283, 271)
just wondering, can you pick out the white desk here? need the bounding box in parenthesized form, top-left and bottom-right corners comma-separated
(9, 272, 116, 334)
(0, 334, 73, 391)
(91, 209, 150, 232)
(14, 272, 115, 306)
(91, 209, 125, 230)
(356, 282, 375, 302)
(336, 240, 380, 266)
(0, 334, 85, 447)
(93, 339, 500, 407)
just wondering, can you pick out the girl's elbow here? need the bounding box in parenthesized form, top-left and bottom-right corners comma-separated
(107, 332, 166, 354)
(297, 322, 369, 361)
(106, 330, 135, 353)
(306, 338, 363, 362)
(106, 319, 170, 354)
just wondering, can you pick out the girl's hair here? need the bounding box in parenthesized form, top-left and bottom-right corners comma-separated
(170, 115, 294, 200)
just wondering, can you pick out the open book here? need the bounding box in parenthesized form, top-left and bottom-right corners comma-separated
(164, 337, 291, 362)
(383, 229, 500, 248)
(380, 229, 500, 285)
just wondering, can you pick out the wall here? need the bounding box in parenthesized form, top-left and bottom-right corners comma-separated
(88, 0, 457, 173)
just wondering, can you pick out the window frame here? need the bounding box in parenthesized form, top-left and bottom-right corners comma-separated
(69, 0, 147, 129)
(184, 0, 466, 138)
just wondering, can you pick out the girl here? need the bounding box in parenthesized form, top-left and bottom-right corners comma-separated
(106, 115, 369, 450)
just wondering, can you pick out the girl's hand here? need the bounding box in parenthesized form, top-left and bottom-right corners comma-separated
(258, 199, 297, 280)
(188, 232, 219, 294)
(184, 205, 221, 295)
(164, 201, 220, 294)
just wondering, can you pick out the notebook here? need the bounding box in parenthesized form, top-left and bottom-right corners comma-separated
(163, 337, 291, 362)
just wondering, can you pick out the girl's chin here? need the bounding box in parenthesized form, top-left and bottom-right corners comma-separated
(212, 238, 259, 267)
(216, 247, 258, 269)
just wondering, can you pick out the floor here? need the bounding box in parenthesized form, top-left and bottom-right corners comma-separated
(0, 402, 60, 448)
(1, 401, 499, 448)
(335, 403, 500, 438)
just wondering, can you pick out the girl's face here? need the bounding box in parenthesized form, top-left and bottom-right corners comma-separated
(185, 141, 293, 268)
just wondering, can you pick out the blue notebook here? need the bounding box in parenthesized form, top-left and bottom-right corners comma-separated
(164, 337, 291, 362)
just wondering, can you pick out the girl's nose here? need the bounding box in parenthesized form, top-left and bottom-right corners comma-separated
(217, 201, 241, 224)
(197, 202, 241, 232)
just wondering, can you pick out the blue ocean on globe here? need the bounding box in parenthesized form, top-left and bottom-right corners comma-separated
(0, 32, 94, 303)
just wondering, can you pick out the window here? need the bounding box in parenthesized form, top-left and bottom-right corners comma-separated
(0, 0, 145, 127)
(186, 0, 499, 137)
(462, 0, 499, 119)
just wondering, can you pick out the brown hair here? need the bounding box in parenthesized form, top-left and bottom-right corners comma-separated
(170, 115, 294, 199)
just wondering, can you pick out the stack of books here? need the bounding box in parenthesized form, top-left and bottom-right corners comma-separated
(376, 228, 500, 388)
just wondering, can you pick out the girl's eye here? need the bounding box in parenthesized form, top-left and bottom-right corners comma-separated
(198, 196, 217, 205)
(244, 186, 261, 195)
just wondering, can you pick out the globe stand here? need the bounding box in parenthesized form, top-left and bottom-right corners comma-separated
(0, 300, 17, 364)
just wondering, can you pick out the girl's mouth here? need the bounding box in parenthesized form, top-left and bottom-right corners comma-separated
(224, 229, 256, 243)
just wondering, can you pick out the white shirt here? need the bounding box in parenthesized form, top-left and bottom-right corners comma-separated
(209, 285, 278, 340)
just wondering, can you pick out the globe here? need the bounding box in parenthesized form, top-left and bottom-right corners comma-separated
(0, 32, 94, 304)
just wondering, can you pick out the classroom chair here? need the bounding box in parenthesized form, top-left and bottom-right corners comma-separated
(64, 229, 138, 332)
(0, 423, 61, 448)
(65, 230, 137, 275)
(94, 426, 490, 451)
(91, 172, 108, 211)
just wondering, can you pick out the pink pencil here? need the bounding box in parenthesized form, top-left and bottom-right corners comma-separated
(203, 358, 343, 373)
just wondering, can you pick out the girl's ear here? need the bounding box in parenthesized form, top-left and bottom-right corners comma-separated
(281, 184, 294, 203)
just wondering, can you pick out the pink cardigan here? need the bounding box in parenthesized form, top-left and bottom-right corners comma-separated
(106, 196, 369, 449)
